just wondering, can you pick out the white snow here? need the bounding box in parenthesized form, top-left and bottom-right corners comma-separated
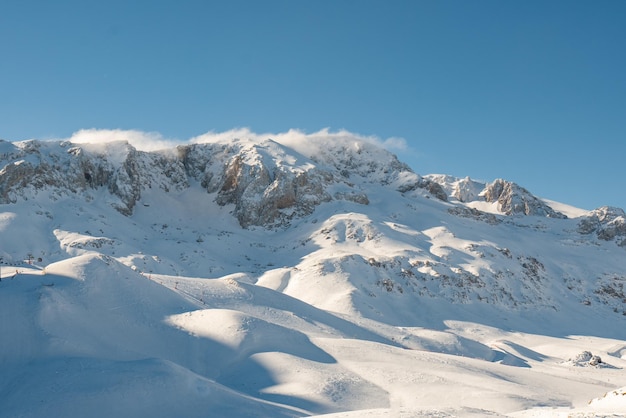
(1, 134, 625, 418)
(542, 198, 591, 218)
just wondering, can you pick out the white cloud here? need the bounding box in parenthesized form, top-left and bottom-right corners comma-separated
(381, 136, 408, 152)
(189, 127, 261, 145)
(64, 127, 412, 158)
(67, 129, 183, 152)
(191, 127, 409, 156)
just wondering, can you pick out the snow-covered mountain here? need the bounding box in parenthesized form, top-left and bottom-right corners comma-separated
(1, 134, 625, 417)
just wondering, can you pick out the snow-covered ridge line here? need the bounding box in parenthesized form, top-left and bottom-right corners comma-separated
(1, 136, 433, 228)
(426, 173, 626, 245)
(2, 135, 625, 247)
(2, 134, 626, 417)
(0, 136, 612, 218)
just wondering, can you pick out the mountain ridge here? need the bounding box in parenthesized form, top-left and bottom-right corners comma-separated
(0, 137, 607, 220)
(1, 134, 625, 417)
(2, 136, 626, 315)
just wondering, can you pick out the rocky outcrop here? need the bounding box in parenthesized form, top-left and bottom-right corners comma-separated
(482, 179, 566, 218)
(178, 141, 337, 227)
(578, 206, 626, 245)
(0, 140, 187, 215)
(425, 175, 565, 218)
(215, 154, 333, 228)
(1, 138, 388, 228)
(179, 139, 388, 228)
(2, 138, 597, 229)
(424, 175, 482, 203)
(447, 206, 501, 224)
(397, 177, 448, 201)
(452, 176, 484, 203)
(564, 351, 604, 367)
(309, 141, 411, 185)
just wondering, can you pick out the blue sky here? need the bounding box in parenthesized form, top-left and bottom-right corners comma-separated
(1, 0, 625, 210)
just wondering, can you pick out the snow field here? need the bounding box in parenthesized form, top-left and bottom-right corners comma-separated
(1, 136, 626, 417)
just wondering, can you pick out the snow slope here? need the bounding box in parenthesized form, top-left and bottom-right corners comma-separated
(1, 134, 625, 417)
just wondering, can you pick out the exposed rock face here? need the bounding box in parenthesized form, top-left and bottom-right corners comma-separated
(447, 206, 501, 224)
(452, 176, 484, 203)
(5, 137, 613, 230)
(565, 351, 604, 367)
(424, 175, 482, 203)
(0, 140, 187, 216)
(420, 179, 448, 201)
(2, 138, 405, 228)
(179, 141, 339, 228)
(482, 179, 567, 218)
(397, 178, 448, 201)
(211, 150, 333, 228)
(578, 206, 626, 244)
(424, 175, 567, 219)
(309, 140, 411, 185)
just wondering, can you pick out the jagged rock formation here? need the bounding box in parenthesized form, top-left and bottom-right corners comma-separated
(397, 177, 447, 201)
(426, 175, 567, 219)
(452, 176, 484, 202)
(179, 141, 336, 228)
(0, 140, 186, 215)
(578, 206, 626, 245)
(0, 138, 441, 228)
(447, 206, 501, 224)
(482, 179, 567, 218)
(6, 138, 625, 231)
(425, 175, 482, 203)
(564, 351, 604, 367)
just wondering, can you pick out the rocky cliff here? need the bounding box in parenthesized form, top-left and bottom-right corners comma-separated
(0, 138, 438, 228)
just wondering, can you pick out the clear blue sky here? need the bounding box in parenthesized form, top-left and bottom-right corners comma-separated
(1, 0, 624, 210)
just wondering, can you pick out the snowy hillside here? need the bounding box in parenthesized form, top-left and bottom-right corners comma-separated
(1, 133, 625, 417)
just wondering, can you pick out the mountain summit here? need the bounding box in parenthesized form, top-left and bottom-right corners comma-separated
(1, 133, 625, 417)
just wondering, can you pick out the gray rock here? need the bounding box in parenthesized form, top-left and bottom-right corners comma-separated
(578, 206, 626, 241)
(483, 179, 566, 218)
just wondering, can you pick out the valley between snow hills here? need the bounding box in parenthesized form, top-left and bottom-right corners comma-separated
(1, 133, 625, 417)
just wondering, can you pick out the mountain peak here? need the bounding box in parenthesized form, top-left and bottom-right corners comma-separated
(482, 178, 567, 218)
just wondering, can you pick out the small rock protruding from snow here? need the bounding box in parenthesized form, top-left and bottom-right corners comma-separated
(565, 350, 605, 367)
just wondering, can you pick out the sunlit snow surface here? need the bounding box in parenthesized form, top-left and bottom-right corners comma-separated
(1, 139, 625, 417)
